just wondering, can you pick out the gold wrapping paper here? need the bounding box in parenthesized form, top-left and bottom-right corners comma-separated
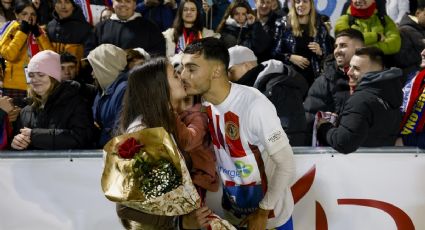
(101, 127, 200, 216)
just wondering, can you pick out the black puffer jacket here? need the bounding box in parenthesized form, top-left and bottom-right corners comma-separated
(304, 56, 350, 115)
(220, 18, 271, 60)
(86, 16, 165, 57)
(317, 68, 403, 153)
(392, 14, 425, 76)
(17, 81, 95, 150)
(236, 60, 308, 146)
(46, 7, 93, 62)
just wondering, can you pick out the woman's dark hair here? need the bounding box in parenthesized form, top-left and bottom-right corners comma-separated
(14, 0, 35, 14)
(118, 57, 176, 135)
(0, 0, 16, 21)
(172, 0, 203, 44)
(216, 0, 254, 33)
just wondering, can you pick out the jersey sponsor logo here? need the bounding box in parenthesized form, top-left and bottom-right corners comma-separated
(218, 161, 254, 179)
(235, 160, 253, 178)
(267, 130, 282, 143)
(225, 120, 239, 140)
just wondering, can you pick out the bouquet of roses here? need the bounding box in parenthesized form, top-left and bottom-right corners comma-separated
(101, 127, 200, 216)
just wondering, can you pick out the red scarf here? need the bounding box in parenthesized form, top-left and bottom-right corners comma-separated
(27, 34, 40, 57)
(350, 2, 376, 19)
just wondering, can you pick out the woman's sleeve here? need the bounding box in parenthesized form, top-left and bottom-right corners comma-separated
(0, 28, 28, 62)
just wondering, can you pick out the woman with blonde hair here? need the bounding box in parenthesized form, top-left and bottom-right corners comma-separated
(272, 0, 332, 88)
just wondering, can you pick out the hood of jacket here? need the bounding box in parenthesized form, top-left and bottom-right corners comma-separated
(225, 17, 248, 28)
(322, 56, 347, 81)
(256, 59, 308, 95)
(87, 44, 127, 91)
(399, 14, 423, 31)
(356, 67, 403, 108)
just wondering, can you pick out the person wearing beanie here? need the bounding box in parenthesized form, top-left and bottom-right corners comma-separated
(10, 50, 95, 150)
(88, 44, 129, 147)
(335, 0, 401, 55)
(0, 0, 53, 108)
(228, 45, 308, 146)
(46, 0, 93, 69)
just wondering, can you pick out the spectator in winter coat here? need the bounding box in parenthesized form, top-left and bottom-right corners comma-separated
(88, 44, 128, 148)
(304, 29, 365, 145)
(11, 50, 95, 150)
(135, 0, 177, 31)
(335, 0, 401, 55)
(386, 0, 409, 24)
(86, 0, 165, 57)
(0, 0, 52, 108)
(316, 47, 402, 153)
(273, 0, 333, 88)
(392, 0, 425, 78)
(162, 0, 219, 58)
(254, 0, 280, 61)
(46, 0, 93, 67)
(397, 48, 425, 149)
(228, 45, 308, 146)
(216, 0, 272, 60)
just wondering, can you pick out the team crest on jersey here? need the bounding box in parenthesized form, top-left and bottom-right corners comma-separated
(225, 120, 239, 140)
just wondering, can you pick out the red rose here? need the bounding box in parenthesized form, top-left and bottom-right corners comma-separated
(118, 137, 143, 159)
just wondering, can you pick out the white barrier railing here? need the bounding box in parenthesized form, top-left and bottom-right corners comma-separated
(0, 147, 424, 230)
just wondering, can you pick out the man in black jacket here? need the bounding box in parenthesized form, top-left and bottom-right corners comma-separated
(228, 45, 308, 146)
(316, 47, 402, 153)
(304, 28, 364, 145)
(393, 0, 425, 78)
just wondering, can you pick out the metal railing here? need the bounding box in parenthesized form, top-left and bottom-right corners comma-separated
(1, 147, 424, 158)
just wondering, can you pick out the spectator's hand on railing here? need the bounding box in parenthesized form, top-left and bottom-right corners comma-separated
(289, 54, 310, 69)
(11, 133, 31, 150)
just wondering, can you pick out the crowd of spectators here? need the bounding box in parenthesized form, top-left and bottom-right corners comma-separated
(0, 0, 424, 152)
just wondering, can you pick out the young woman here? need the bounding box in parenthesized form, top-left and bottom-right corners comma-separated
(0, 0, 52, 107)
(272, 0, 333, 88)
(10, 50, 95, 150)
(162, 0, 220, 57)
(216, 0, 271, 59)
(116, 57, 218, 229)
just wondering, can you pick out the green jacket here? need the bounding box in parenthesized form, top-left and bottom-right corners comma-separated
(335, 12, 401, 55)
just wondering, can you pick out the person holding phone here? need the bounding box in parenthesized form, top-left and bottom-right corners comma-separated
(0, 0, 52, 108)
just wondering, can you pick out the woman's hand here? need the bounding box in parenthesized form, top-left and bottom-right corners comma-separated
(247, 14, 256, 25)
(289, 54, 310, 69)
(182, 206, 212, 229)
(11, 133, 31, 150)
(308, 42, 323, 56)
